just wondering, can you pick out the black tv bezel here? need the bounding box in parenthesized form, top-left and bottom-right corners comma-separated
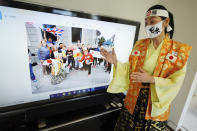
(0, 1, 140, 115)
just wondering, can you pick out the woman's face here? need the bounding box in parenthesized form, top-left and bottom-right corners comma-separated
(145, 16, 169, 29)
(145, 16, 162, 27)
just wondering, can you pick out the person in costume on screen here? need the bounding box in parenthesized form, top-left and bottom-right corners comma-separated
(37, 40, 51, 77)
(100, 5, 192, 131)
(79, 49, 94, 76)
(73, 45, 82, 70)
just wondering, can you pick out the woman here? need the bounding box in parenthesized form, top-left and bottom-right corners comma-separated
(50, 45, 59, 59)
(101, 5, 192, 131)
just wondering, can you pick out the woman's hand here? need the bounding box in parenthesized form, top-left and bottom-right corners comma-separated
(100, 48, 117, 67)
(130, 68, 155, 83)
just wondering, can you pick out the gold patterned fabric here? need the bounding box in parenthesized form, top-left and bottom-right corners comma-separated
(124, 34, 192, 120)
(114, 88, 167, 131)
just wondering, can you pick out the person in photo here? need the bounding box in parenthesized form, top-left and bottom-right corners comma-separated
(37, 40, 50, 76)
(73, 45, 82, 70)
(61, 44, 67, 63)
(50, 45, 59, 59)
(66, 45, 75, 70)
(28, 49, 37, 82)
(80, 49, 94, 75)
(58, 43, 64, 53)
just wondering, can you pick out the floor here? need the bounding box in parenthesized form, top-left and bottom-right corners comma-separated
(182, 95, 197, 131)
(31, 62, 111, 94)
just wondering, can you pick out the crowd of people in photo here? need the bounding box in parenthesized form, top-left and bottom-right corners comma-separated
(29, 38, 112, 86)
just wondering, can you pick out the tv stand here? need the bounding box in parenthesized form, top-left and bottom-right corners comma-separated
(3, 93, 125, 131)
(39, 93, 124, 131)
(40, 104, 121, 131)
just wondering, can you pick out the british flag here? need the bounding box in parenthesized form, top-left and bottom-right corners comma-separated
(55, 28, 64, 36)
(43, 27, 64, 36)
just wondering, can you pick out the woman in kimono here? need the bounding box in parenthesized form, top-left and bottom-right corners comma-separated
(101, 5, 192, 131)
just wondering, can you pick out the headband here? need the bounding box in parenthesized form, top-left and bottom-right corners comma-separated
(146, 9, 172, 32)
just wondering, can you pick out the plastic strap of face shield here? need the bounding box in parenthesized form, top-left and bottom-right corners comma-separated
(146, 9, 172, 32)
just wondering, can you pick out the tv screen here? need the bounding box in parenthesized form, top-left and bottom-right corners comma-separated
(0, 1, 140, 112)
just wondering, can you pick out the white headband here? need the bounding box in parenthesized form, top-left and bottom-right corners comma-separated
(146, 9, 172, 32)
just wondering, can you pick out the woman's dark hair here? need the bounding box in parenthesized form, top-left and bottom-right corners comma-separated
(147, 5, 174, 39)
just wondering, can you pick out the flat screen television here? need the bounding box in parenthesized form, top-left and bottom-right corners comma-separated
(0, 0, 140, 125)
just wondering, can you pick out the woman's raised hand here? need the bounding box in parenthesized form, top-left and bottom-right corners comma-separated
(100, 48, 117, 66)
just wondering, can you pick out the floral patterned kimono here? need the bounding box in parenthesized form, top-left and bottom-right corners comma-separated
(109, 35, 192, 131)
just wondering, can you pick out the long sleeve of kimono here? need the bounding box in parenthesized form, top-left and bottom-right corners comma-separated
(150, 64, 187, 117)
(107, 61, 130, 93)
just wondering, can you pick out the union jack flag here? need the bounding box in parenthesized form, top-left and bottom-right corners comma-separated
(55, 28, 64, 36)
(43, 27, 64, 36)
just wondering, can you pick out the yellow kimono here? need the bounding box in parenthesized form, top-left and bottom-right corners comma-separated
(108, 35, 191, 121)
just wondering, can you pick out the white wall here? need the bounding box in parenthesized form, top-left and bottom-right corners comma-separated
(158, 0, 197, 129)
(25, 23, 42, 47)
(58, 26, 72, 45)
(81, 29, 97, 44)
(14, 0, 197, 129)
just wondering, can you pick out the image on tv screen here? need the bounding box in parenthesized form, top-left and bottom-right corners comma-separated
(25, 22, 115, 94)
